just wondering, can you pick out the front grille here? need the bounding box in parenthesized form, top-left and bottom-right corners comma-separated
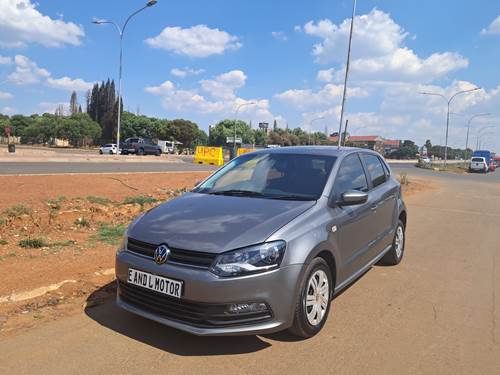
(127, 237, 217, 269)
(118, 281, 272, 328)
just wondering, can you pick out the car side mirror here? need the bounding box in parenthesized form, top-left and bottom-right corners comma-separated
(338, 190, 368, 206)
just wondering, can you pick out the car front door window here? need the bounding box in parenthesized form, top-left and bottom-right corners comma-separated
(332, 154, 368, 201)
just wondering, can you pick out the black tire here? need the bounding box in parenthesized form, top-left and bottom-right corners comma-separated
(109, 150, 113, 155)
(138, 148, 145, 156)
(289, 257, 333, 338)
(156, 149, 162, 156)
(99, 150, 103, 155)
(380, 219, 405, 266)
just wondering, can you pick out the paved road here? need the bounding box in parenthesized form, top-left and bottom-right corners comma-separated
(0, 161, 217, 175)
(0, 174, 499, 374)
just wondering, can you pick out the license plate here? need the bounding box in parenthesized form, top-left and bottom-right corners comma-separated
(127, 268, 183, 298)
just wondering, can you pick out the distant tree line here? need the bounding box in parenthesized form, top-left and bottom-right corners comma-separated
(208, 119, 334, 147)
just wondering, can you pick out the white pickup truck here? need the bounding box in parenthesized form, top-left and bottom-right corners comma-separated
(469, 157, 489, 173)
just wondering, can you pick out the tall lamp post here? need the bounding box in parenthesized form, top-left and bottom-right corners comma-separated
(420, 87, 480, 166)
(465, 113, 490, 159)
(476, 126, 496, 150)
(308, 117, 325, 145)
(93, 0, 158, 151)
(233, 102, 256, 157)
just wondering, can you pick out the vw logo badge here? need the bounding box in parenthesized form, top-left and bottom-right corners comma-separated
(154, 244, 170, 265)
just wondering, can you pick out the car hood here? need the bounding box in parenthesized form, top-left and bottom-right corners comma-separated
(128, 192, 316, 253)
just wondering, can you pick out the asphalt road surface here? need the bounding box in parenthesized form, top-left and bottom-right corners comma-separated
(0, 173, 499, 374)
(0, 161, 217, 175)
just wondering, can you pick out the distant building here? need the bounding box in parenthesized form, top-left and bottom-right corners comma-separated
(329, 135, 401, 156)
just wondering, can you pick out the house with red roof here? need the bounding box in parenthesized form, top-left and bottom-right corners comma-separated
(328, 135, 401, 156)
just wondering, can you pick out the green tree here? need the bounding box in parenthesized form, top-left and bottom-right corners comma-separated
(209, 119, 254, 146)
(70, 91, 78, 115)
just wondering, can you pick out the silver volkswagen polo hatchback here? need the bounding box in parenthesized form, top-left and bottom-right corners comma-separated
(115, 147, 407, 338)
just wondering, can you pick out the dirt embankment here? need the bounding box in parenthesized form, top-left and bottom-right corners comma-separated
(0, 172, 431, 336)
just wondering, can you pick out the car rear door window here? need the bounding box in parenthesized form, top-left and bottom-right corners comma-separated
(333, 154, 368, 199)
(362, 154, 387, 188)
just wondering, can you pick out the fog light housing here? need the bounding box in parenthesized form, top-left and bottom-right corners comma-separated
(226, 302, 269, 315)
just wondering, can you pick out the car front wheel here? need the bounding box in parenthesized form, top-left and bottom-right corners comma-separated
(289, 257, 332, 338)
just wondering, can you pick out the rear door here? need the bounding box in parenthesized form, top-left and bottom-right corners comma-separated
(360, 153, 398, 252)
(328, 153, 375, 283)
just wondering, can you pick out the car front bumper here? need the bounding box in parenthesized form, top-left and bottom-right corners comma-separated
(115, 250, 304, 336)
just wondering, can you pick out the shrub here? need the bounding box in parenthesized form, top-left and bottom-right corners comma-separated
(93, 223, 126, 245)
(19, 238, 48, 248)
(3, 204, 32, 218)
(86, 196, 113, 205)
(122, 196, 158, 207)
(74, 217, 90, 228)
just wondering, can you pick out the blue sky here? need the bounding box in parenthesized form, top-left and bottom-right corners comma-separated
(1, 0, 500, 150)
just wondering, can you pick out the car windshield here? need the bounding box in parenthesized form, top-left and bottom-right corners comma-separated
(195, 152, 337, 200)
(472, 157, 484, 162)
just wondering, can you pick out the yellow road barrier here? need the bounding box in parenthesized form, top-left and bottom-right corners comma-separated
(194, 146, 224, 166)
(237, 148, 256, 156)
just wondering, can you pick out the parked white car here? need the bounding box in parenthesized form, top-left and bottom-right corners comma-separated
(469, 157, 489, 173)
(99, 144, 118, 155)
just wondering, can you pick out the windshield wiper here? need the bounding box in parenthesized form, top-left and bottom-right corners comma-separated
(209, 189, 265, 197)
(266, 194, 316, 201)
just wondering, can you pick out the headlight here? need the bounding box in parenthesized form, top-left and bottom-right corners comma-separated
(117, 212, 146, 253)
(210, 241, 286, 277)
(117, 233, 128, 253)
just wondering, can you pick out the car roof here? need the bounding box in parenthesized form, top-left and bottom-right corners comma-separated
(250, 146, 376, 158)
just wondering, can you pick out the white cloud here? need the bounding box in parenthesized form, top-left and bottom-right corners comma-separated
(0, 91, 14, 100)
(200, 70, 247, 100)
(271, 31, 288, 41)
(316, 68, 335, 82)
(6, 55, 94, 91)
(145, 25, 242, 58)
(303, 9, 468, 83)
(46, 76, 94, 92)
(0, 0, 84, 48)
(304, 9, 407, 63)
(170, 67, 205, 78)
(145, 71, 277, 123)
(275, 83, 368, 111)
(0, 55, 12, 64)
(8, 55, 50, 84)
(294, 25, 302, 32)
(481, 15, 500, 35)
(1, 106, 16, 115)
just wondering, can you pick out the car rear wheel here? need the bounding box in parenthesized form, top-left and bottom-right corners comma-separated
(138, 148, 145, 156)
(99, 150, 103, 154)
(289, 257, 332, 338)
(380, 219, 405, 266)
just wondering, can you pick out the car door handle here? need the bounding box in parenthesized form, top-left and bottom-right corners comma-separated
(370, 205, 378, 211)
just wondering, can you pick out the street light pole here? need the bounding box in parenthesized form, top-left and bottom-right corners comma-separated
(93, 0, 157, 152)
(476, 126, 496, 150)
(465, 113, 490, 159)
(233, 102, 256, 157)
(420, 87, 480, 166)
(338, 0, 357, 149)
(308, 117, 325, 145)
